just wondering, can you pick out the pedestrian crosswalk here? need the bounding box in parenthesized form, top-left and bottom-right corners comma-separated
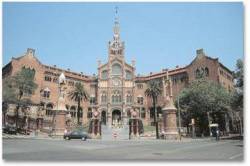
(101, 125, 129, 140)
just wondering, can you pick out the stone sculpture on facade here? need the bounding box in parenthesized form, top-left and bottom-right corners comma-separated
(50, 73, 67, 137)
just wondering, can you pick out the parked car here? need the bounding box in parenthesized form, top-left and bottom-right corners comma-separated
(17, 128, 31, 135)
(63, 130, 91, 141)
(3, 125, 17, 135)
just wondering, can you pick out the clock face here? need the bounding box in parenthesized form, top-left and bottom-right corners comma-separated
(112, 78, 121, 87)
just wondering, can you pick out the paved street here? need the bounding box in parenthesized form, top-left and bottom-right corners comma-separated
(3, 138, 243, 161)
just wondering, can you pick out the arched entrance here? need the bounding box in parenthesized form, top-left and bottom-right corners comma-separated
(101, 111, 107, 125)
(112, 109, 122, 126)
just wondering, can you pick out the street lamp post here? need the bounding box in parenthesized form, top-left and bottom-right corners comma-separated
(176, 82, 181, 139)
(207, 111, 212, 136)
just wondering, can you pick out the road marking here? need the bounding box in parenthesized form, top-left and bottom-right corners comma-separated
(229, 153, 243, 159)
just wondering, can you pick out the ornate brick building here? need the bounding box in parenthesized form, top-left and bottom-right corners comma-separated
(2, 16, 234, 133)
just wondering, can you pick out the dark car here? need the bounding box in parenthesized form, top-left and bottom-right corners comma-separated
(3, 125, 17, 135)
(63, 130, 90, 141)
(17, 128, 31, 135)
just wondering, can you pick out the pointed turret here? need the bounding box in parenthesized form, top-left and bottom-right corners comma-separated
(113, 6, 120, 41)
(109, 6, 124, 57)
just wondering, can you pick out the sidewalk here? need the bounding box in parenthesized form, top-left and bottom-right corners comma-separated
(140, 134, 243, 142)
(2, 132, 62, 140)
(3, 132, 243, 141)
(220, 133, 243, 140)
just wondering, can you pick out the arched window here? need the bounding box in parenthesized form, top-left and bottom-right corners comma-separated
(140, 107, 146, 119)
(46, 103, 53, 109)
(112, 64, 122, 75)
(205, 67, 209, 76)
(195, 68, 201, 78)
(43, 87, 50, 98)
(112, 91, 122, 103)
(125, 70, 133, 80)
(46, 103, 53, 116)
(137, 96, 144, 105)
(22, 66, 36, 79)
(101, 92, 107, 103)
(90, 95, 96, 105)
(53, 77, 58, 83)
(126, 93, 132, 104)
(87, 108, 92, 119)
(40, 102, 45, 108)
(101, 70, 108, 80)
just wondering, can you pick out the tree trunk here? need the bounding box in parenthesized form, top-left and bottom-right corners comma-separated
(224, 113, 230, 134)
(207, 111, 211, 136)
(77, 99, 80, 125)
(3, 112, 6, 127)
(153, 98, 159, 139)
(15, 104, 20, 128)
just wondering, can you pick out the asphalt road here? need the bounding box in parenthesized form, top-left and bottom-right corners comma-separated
(2, 138, 243, 161)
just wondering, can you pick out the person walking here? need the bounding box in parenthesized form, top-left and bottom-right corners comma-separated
(216, 129, 220, 141)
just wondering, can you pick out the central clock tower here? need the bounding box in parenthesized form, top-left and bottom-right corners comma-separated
(97, 10, 135, 127)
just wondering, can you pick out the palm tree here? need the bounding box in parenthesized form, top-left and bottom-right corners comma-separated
(68, 82, 89, 125)
(145, 80, 162, 139)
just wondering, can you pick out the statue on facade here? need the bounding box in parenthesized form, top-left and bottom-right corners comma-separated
(50, 73, 67, 137)
(56, 73, 67, 111)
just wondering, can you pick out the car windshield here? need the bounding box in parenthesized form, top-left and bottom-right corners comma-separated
(71, 131, 79, 135)
(69, 130, 87, 135)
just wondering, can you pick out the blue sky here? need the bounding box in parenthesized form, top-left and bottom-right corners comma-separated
(3, 2, 243, 75)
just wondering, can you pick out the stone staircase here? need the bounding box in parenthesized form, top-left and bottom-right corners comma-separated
(101, 124, 129, 140)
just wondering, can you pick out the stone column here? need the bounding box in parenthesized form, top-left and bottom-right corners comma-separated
(162, 72, 178, 139)
(51, 110, 67, 136)
(96, 119, 99, 135)
(136, 119, 139, 137)
(123, 108, 127, 125)
(107, 108, 112, 127)
(162, 105, 178, 139)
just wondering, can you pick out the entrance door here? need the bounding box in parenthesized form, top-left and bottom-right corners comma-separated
(112, 110, 122, 126)
(101, 111, 106, 125)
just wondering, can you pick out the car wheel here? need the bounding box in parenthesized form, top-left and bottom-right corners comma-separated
(81, 137, 86, 141)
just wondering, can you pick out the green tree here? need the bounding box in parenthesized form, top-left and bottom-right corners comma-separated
(3, 78, 17, 103)
(231, 59, 243, 112)
(3, 67, 38, 128)
(234, 59, 243, 89)
(230, 59, 243, 134)
(145, 79, 162, 139)
(177, 78, 231, 135)
(2, 78, 16, 126)
(68, 82, 89, 125)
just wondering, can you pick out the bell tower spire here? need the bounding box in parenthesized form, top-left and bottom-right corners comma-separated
(108, 6, 124, 58)
(113, 6, 120, 40)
